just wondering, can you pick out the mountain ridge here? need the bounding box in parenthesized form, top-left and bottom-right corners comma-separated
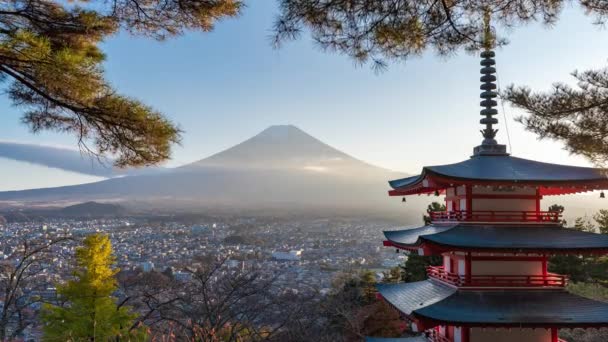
(180, 125, 391, 173)
(0, 125, 411, 216)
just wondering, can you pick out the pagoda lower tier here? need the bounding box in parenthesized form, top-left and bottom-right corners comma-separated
(377, 280, 608, 342)
(376, 223, 608, 341)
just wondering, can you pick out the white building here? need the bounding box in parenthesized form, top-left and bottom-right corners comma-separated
(272, 249, 302, 261)
(140, 261, 154, 272)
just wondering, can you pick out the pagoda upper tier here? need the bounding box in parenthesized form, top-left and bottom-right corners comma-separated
(389, 154, 608, 197)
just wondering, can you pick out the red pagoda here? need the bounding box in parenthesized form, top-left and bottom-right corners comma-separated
(373, 49, 608, 342)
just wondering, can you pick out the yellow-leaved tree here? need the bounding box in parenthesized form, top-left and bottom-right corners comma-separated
(41, 233, 145, 341)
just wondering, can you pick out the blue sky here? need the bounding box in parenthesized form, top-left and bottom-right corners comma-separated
(0, 1, 607, 190)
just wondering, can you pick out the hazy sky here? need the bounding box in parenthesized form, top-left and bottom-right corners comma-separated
(0, 1, 607, 190)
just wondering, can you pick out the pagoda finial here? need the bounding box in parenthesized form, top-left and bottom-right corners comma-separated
(480, 10, 497, 145)
(473, 11, 508, 156)
(479, 50, 498, 145)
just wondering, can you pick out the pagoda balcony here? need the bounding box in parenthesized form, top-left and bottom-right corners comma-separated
(426, 329, 568, 342)
(427, 329, 451, 342)
(426, 266, 568, 288)
(429, 210, 561, 224)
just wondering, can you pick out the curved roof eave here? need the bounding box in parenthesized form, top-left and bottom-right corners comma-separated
(376, 280, 456, 316)
(388, 174, 425, 190)
(414, 289, 608, 327)
(384, 224, 608, 253)
(388, 155, 608, 193)
(383, 225, 455, 248)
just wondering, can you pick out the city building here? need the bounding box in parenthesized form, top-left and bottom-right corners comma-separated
(140, 261, 155, 272)
(191, 225, 208, 234)
(372, 49, 608, 342)
(272, 249, 303, 261)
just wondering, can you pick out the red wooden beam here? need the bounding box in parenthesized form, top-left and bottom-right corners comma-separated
(388, 171, 608, 197)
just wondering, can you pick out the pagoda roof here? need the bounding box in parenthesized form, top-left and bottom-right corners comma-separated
(389, 155, 608, 196)
(378, 281, 608, 328)
(384, 224, 608, 254)
(376, 280, 456, 315)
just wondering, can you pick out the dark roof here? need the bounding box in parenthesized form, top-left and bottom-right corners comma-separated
(378, 281, 608, 327)
(384, 224, 608, 252)
(384, 225, 454, 246)
(389, 175, 421, 189)
(416, 290, 608, 327)
(389, 155, 608, 190)
(365, 337, 427, 342)
(376, 280, 456, 315)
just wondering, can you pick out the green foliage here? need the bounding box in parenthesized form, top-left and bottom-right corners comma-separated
(273, 1, 605, 68)
(548, 204, 567, 226)
(548, 209, 608, 284)
(423, 201, 446, 225)
(548, 204, 564, 213)
(401, 253, 442, 283)
(505, 69, 608, 166)
(330, 270, 377, 306)
(549, 255, 587, 283)
(0, 0, 242, 167)
(360, 270, 378, 304)
(383, 267, 403, 284)
(41, 233, 145, 341)
(568, 282, 608, 302)
(594, 209, 608, 234)
(574, 217, 596, 233)
(274, 1, 608, 164)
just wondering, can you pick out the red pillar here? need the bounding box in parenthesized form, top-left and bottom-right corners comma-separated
(465, 252, 472, 285)
(466, 185, 473, 220)
(536, 188, 541, 216)
(461, 326, 470, 342)
(551, 328, 558, 342)
(542, 255, 548, 286)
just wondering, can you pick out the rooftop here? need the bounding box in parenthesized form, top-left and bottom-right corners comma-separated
(378, 280, 608, 328)
(383, 224, 608, 254)
(389, 155, 608, 197)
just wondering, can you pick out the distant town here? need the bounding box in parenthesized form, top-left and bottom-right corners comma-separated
(0, 212, 407, 339)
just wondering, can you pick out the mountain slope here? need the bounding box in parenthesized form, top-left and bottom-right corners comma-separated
(60, 201, 127, 217)
(0, 125, 410, 214)
(182, 125, 391, 176)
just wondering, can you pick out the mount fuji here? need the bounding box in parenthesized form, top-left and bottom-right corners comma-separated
(0, 125, 411, 215)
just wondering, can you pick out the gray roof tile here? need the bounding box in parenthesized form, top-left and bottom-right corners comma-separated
(417, 290, 608, 326)
(390, 155, 608, 189)
(377, 280, 456, 315)
(385, 224, 608, 251)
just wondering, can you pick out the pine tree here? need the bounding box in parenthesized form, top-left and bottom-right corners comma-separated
(41, 233, 145, 341)
(274, 0, 608, 165)
(594, 210, 608, 235)
(423, 202, 446, 226)
(548, 204, 567, 226)
(574, 217, 596, 233)
(0, 1, 241, 167)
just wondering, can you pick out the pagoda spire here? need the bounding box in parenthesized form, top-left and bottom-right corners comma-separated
(480, 50, 498, 145)
(473, 12, 508, 156)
